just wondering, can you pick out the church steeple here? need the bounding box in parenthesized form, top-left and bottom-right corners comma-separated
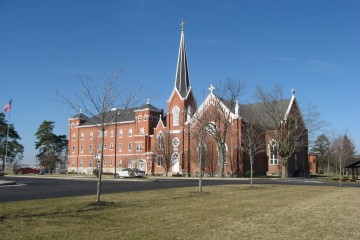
(174, 20, 190, 98)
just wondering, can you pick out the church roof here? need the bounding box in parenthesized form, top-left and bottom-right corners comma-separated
(220, 97, 291, 127)
(77, 104, 161, 127)
(174, 21, 191, 98)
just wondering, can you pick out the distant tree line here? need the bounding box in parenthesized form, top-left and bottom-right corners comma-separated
(312, 133, 358, 175)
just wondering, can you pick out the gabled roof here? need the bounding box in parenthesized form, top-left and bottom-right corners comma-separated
(239, 100, 290, 126)
(193, 88, 293, 128)
(174, 22, 191, 99)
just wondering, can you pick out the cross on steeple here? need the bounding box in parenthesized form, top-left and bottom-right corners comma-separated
(181, 20, 185, 31)
(174, 20, 190, 98)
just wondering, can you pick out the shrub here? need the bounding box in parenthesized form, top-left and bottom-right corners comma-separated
(12, 162, 21, 175)
(93, 168, 99, 177)
(244, 170, 255, 178)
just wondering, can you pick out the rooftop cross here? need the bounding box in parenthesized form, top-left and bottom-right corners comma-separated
(209, 84, 215, 93)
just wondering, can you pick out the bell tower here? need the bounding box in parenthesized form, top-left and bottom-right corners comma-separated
(167, 21, 196, 175)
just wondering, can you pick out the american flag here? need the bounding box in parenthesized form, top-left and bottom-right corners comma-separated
(3, 99, 12, 112)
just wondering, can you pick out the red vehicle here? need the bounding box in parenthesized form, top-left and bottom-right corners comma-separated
(19, 167, 40, 174)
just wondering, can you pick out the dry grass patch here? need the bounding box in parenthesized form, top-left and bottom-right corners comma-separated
(1, 185, 359, 240)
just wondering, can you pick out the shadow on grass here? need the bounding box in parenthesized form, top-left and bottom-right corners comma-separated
(88, 201, 114, 207)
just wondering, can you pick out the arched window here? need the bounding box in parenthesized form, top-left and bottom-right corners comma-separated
(269, 140, 278, 165)
(157, 132, 164, 150)
(172, 106, 180, 126)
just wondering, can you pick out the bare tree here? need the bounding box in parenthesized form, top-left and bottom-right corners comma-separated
(189, 117, 211, 192)
(252, 85, 319, 178)
(241, 118, 266, 187)
(196, 78, 246, 177)
(153, 130, 173, 177)
(58, 68, 141, 204)
(332, 134, 357, 183)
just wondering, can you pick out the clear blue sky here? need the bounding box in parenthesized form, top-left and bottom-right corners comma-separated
(1, 0, 359, 166)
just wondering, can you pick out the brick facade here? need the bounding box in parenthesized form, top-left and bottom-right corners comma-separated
(67, 26, 309, 177)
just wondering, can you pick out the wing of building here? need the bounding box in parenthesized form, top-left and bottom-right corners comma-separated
(67, 23, 309, 177)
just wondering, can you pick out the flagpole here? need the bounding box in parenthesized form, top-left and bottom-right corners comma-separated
(3, 111, 11, 172)
(2, 98, 12, 172)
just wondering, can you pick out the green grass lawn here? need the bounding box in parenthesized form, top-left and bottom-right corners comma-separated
(1, 184, 359, 240)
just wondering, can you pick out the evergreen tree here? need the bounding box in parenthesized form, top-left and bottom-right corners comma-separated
(312, 133, 331, 174)
(35, 121, 68, 173)
(0, 112, 24, 170)
(342, 134, 356, 166)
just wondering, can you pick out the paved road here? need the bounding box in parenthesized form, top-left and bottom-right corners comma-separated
(0, 175, 359, 203)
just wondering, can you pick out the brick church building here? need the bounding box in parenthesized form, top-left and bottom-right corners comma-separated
(67, 24, 308, 177)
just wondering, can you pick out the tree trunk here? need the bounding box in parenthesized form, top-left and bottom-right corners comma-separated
(327, 158, 330, 175)
(96, 127, 105, 202)
(281, 157, 287, 178)
(250, 156, 254, 188)
(199, 147, 202, 193)
(217, 142, 226, 177)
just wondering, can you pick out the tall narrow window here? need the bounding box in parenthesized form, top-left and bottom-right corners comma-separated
(128, 129, 132, 137)
(119, 129, 123, 138)
(136, 144, 142, 152)
(140, 127, 145, 135)
(89, 144, 93, 153)
(72, 133, 76, 141)
(270, 140, 278, 165)
(119, 143, 123, 152)
(90, 132, 93, 140)
(157, 132, 164, 150)
(80, 132, 84, 140)
(157, 156, 164, 166)
(172, 106, 180, 126)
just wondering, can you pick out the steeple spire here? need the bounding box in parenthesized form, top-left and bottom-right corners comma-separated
(174, 20, 190, 98)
